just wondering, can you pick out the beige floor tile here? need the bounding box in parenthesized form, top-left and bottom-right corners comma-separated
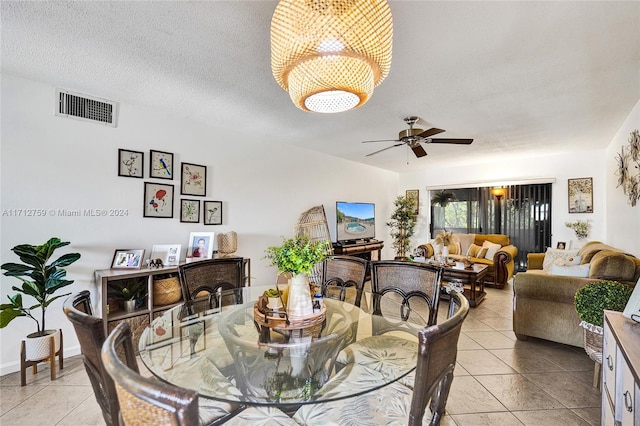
(512, 408, 592, 425)
(527, 344, 595, 371)
(455, 363, 470, 376)
(475, 374, 565, 411)
(0, 385, 46, 416)
(465, 331, 519, 349)
(523, 372, 601, 408)
(451, 411, 524, 425)
(456, 350, 517, 376)
(571, 407, 601, 426)
(57, 395, 105, 426)
(490, 348, 566, 373)
(0, 384, 90, 425)
(445, 376, 507, 415)
(457, 334, 484, 350)
(461, 319, 494, 332)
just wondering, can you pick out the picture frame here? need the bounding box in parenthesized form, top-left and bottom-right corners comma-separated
(150, 150, 174, 180)
(144, 182, 174, 218)
(186, 232, 215, 259)
(181, 162, 207, 196)
(204, 201, 222, 225)
(180, 322, 205, 355)
(118, 149, 144, 178)
(150, 244, 182, 266)
(568, 177, 593, 213)
(180, 199, 200, 223)
(406, 189, 419, 215)
(111, 249, 145, 269)
(556, 242, 566, 250)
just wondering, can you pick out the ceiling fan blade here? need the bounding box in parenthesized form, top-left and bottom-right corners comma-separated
(417, 128, 445, 138)
(428, 138, 474, 145)
(362, 139, 401, 144)
(411, 144, 428, 158)
(366, 143, 404, 157)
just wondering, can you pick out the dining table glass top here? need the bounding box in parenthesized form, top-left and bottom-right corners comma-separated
(138, 285, 429, 407)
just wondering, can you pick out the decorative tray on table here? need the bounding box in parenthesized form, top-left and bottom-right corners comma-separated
(253, 302, 326, 330)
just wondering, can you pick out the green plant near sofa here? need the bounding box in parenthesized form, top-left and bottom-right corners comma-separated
(574, 279, 633, 327)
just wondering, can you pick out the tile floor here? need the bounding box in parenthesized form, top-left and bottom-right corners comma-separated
(0, 281, 602, 425)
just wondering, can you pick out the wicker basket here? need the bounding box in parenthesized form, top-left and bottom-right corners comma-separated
(153, 276, 182, 306)
(581, 322, 603, 364)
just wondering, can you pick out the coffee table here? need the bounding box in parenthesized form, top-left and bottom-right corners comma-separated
(440, 262, 488, 307)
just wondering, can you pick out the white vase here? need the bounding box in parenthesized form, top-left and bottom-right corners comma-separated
(25, 329, 61, 362)
(287, 273, 313, 318)
(442, 245, 449, 259)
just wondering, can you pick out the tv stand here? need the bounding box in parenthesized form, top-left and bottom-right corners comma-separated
(332, 239, 384, 265)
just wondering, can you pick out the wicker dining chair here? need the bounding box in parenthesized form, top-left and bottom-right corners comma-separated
(294, 291, 470, 426)
(321, 255, 368, 307)
(102, 322, 200, 426)
(335, 261, 444, 381)
(63, 291, 119, 426)
(178, 257, 245, 307)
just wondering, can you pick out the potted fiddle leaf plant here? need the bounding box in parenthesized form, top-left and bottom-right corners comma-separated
(264, 235, 330, 318)
(387, 195, 418, 260)
(1, 237, 81, 362)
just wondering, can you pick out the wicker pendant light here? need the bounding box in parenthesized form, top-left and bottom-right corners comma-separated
(271, 0, 393, 113)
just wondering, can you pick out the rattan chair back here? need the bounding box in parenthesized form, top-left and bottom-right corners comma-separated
(321, 255, 368, 307)
(371, 260, 443, 330)
(409, 291, 469, 425)
(63, 291, 119, 426)
(178, 257, 244, 307)
(102, 322, 200, 426)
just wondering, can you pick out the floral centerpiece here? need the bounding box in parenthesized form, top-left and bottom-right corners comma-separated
(565, 220, 590, 240)
(264, 236, 330, 317)
(434, 230, 456, 257)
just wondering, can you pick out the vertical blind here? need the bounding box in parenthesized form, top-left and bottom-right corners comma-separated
(430, 183, 552, 271)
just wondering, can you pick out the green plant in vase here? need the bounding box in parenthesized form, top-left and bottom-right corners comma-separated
(264, 236, 329, 317)
(387, 195, 417, 260)
(1, 237, 81, 362)
(107, 278, 148, 312)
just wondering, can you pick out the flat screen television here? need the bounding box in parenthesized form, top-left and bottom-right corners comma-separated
(336, 201, 375, 243)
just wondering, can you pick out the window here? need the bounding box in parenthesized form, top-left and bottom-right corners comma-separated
(431, 184, 552, 271)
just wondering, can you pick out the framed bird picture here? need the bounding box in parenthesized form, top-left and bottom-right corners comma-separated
(150, 150, 174, 180)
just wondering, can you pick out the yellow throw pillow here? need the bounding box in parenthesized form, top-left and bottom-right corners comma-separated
(466, 244, 488, 259)
(482, 240, 502, 260)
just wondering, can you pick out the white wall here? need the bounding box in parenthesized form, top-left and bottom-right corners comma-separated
(0, 74, 399, 374)
(605, 99, 640, 255)
(399, 151, 608, 249)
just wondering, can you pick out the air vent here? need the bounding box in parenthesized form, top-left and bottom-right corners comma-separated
(55, 89, 118, 127)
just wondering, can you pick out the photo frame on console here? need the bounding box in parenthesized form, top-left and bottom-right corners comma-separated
(186, 232, 215, 260)
(150, 244, 182, 266)
(111, 249, 145, 269)
(568, 177, 593, 213)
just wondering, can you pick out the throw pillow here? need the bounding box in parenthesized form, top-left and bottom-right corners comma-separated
(542, 248, 580, 272)
(482, 240, 502, 260)
(589, 250, 636, 281)
(552, 255, 582, 266)
(467, 244, 482, 257)
(448, 241, 462, 255)
(549, 263, 590, 277)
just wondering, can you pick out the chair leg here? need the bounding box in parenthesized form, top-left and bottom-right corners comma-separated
(20, 341, 27, 387)
(50, 334, 56, 381)
(58, 329, 64, 371)
(429, 372, 454, 426)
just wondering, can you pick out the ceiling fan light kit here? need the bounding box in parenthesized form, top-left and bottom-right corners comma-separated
(270, 0, 393, 113)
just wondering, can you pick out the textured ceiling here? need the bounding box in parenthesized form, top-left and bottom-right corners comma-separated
(2, 1, 639, 172)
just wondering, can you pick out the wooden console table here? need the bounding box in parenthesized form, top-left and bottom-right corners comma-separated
(332, 240, 383, 279)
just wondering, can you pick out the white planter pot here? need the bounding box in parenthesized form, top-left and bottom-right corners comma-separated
(287, 273, 313, 318)
(25, 329, 60, 362)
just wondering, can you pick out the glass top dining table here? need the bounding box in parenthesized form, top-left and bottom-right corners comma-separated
(138, 285, 428, 408)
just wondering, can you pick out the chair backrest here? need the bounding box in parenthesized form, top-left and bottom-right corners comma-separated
(178, 257, 244, 306)
(409, 291, 469, 425)
(63, 291, 119, 426)
(370, 260, 443, 327)
(102, 322, 200, 426)
(321, 255, 368, 307)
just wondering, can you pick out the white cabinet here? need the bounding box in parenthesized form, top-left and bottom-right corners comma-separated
(602, 311, 639, 426)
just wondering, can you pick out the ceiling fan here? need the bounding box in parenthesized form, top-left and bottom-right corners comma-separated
(363, 116, 473, 158)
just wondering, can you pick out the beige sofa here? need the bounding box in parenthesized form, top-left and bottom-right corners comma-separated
(418, 233, 518, 289)
(513, 241, 640, 347)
